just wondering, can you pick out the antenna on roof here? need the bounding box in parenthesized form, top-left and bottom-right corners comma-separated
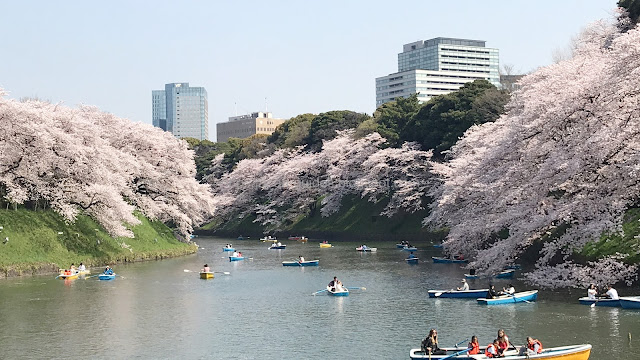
(235, 102, 237, 116)
(265, 97, 268, 113)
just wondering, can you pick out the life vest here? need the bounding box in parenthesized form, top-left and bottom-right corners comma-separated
(468, 342, 480, 354)
(497, 335, 509, 350)
(527, 339, 543, 353)
(64, 270, 71, 275)
(485, 344, 497, 357)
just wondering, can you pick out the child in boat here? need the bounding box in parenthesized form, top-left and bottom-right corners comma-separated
(468, 336, 480, 355)
(519, 337, 543, 355)
(202, 264, 210, 272)
(496, 329, 510, 356)
(485, 339, 500, 358)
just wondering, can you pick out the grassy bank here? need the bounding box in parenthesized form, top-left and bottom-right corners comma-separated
(0, 209, 197, 278)
(580, 208, 640, 263)
(200, 196, 446, 242)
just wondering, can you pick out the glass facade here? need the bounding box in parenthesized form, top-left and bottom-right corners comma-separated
(377, 37, 500, 107)
(152, 83, 209, 140)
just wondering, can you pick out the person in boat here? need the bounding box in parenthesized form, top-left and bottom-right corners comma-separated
(587, 284, 598, 300)
(238, 251, 243, 258)
(70, 263, 77, 272)
(322, 240, 328, 244)
(468, 336, 480, 355)
(103, 266, 113, 275)
(361, 244, 368, 250)
(485, 339, 501, 358)
(457, 279, 469, 291)
(500, 284, 515, 295)
(488, 284, 499, 299)
(496, 329, 510, 356)
(276, 242, 282, 246)
(78, 263, 86, 272)
(298, 255, 305, 263)
(408, 252, 417, 259)
(518, 337, 543, 356)
(232, 251, 239, 257)
(202, 264, 210, 272)
(605, 285, 619, 300)
(421, 329, 446, 356)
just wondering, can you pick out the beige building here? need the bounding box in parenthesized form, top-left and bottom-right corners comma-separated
(216, 112, 286, 142)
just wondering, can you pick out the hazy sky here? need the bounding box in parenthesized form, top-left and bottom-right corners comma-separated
(0, 0, 617, 141)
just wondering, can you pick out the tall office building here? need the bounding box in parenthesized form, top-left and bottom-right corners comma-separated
(152, 83, 209, 140)
(216, 112, 285, 143)
(376, 37, 499, 107)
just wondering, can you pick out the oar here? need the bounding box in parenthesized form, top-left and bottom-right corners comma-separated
(509, 293, 531, 304)
(453, 339, 469, 348)
(184, 269, 230, 275)
(591, 298, 600, 308)
(312, 289, 328, 296)
(440, 347, 471, 360)
(434, 289, 454, 298)
(84, 274, 101, 280)
(346, 287, 366, 290)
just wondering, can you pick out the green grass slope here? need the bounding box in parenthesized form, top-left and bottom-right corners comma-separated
(0, 209, 196, 277)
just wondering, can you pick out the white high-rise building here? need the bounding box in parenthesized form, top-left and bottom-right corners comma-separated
(376, 37, 499, 107)
(152, 83, 209, 140)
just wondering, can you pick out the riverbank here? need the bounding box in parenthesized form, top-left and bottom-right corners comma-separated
(0, 209, 197, 278)
(197, 195, 446, 242)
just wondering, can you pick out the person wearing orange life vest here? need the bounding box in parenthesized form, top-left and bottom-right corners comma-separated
(519, 337, 543, 355)
(467, 335, 480, 355)
(485, 339, 501, 358)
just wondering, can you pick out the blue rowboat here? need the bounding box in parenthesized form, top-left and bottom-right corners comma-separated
(328, 287, 349, 296)
(578, 297, 621, 307)
(428, 289, 489, 298)
(99, 273, 116, 280)
(406, 257, 419, 264)
(282, 260, 319, 267)
(223, 247, 235, 252)
(464, 274, 479, 279)
(396, 243, 407, 248)
(504, 264, 522, 270)
(229, 256, 245, 262)
(432, 257, 468, 264)
(620, 296, 640, 309)
(495, 269, 515, 278)
(477, 290, 538, 305)
(268, 245, 286, 250)
(433, 244, 443, 248)
(403, 246, 418, 251)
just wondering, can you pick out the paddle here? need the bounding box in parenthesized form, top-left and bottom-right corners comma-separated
(84, 274, 101, 280)
(509, 293, 531, 304)
(439, 347, 472, 360)
(184, 269, 230, 275)
(591, 297, 600, 308)
(453, 339, 469, 348)
(312, 289, 328, 296)
(434, 289, 454, 298)
(346, 287, 366, 290)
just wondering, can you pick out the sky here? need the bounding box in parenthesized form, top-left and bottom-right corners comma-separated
(0, 0, 618, 141)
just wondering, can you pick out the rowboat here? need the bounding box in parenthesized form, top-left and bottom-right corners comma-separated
(269, 244, 286, 249)
(98, 273, 116, 280)
(432, 257, 468, 263)
(467, 269, 515, 279)
(433, 244, 444, 248)
(200, 272, 214, 279)
(237, 235, 245, 240)
(406, 257, 419, 264)
(620, 296, 640, 309)
(58, 272, 79, 280)
(229, 256, 245, 262)
(328, 287, 349, 296)
(409, 344, 591, 359)
(505, 264, 522, 270)
(288, 236, 308, 242)
(282, 260, 319, 266)
(223, 247, 235, 252)
(428, 289, 489, 298)
(402, 246, 418, 251)
(319, 243, 332, 248)
(396, 243, 408, 248)
(260, 236, 277, 242)
(477, 290, 538, 305)
(578, 297, 621, 307)
(356, 246, 377, 252)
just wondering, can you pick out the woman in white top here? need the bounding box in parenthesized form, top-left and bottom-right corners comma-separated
(587, 284, 597, 300)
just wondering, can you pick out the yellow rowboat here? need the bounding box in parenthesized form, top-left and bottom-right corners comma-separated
(200, 272, 214, 279)
(58, 272, 79, 280)
(409, 344, 591, 359)
(320, 243, 332, 248)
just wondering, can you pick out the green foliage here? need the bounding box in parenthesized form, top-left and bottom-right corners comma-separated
(184, 137, 235, 180)
(307, 111, 371, 151)
(581, 208, 640, 263)
(619, 0, 640, 28)
(356, 94, 421, 147)
(268, 113, 314, 148)
(0, 209, 196, 275)
(401, 80, 509, 159)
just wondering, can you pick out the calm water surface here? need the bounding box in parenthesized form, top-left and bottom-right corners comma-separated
(1, 237, 639, 359)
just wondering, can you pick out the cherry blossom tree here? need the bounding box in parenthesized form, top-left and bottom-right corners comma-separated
(0, 92, 215, 238)
(427, 20, 640, 288)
